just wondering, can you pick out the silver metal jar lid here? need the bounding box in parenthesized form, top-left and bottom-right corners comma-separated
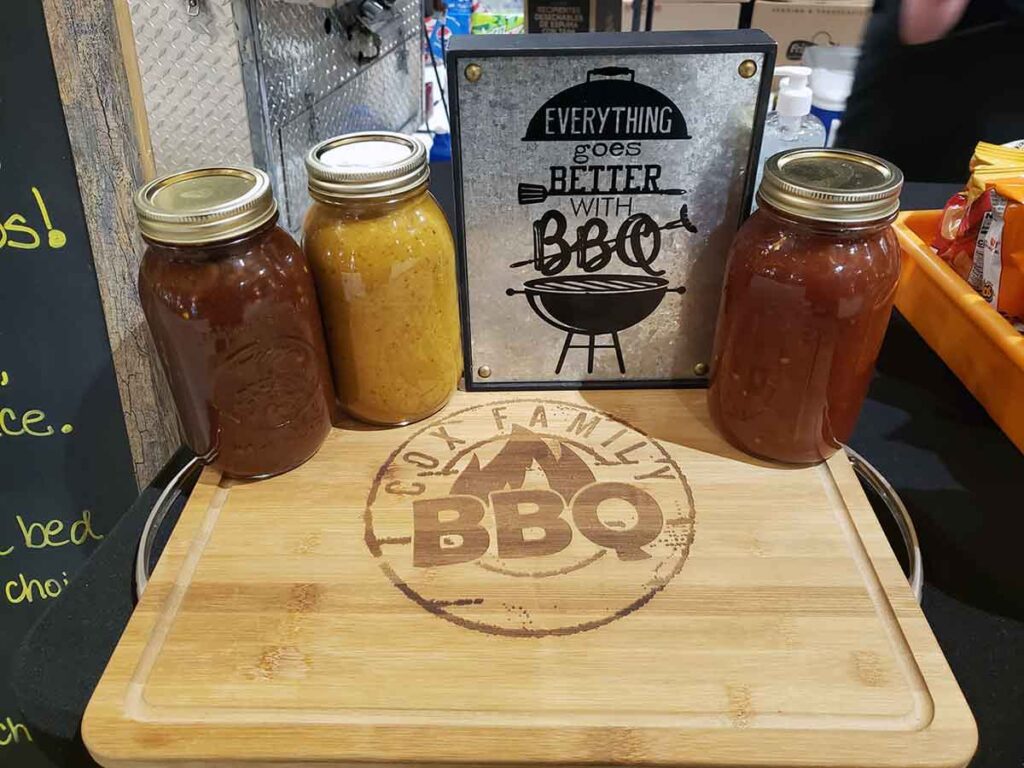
(305, 132, 430, 202)
(758, 148, 904, 225)
(134, 166, 277, 245)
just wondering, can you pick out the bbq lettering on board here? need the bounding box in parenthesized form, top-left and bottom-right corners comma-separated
(369, 399, 697, 637)
(511, 68, 698, 375)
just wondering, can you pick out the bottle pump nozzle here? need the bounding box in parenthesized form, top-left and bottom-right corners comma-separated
(775, 65, 813, 118)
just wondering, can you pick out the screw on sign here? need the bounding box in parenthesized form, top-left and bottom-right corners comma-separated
(364, 399, 697, 637)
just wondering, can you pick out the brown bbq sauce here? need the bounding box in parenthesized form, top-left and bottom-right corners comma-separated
(140, 220, 335, 478)
(708, 207, 900, 463)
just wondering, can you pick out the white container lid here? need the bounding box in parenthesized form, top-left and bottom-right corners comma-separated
(775, 65, 813, 118)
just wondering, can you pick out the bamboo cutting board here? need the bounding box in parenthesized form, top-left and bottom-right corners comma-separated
(84, 390, 976, 768)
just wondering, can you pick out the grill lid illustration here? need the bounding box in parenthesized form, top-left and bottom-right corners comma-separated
(506, 275, 686, 374)
(522, 68, 691, 142)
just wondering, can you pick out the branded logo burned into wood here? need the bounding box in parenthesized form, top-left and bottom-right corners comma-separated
(512, 68, 698, 375)
(364, 400, 697, 637)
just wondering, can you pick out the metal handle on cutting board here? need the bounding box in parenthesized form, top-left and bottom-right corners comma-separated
(845, 445, 923, 603)
(135, 456, 203, 599)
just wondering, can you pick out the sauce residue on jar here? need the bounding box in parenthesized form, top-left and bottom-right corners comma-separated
(137, 167, 335, 478)
(708, 149, 903, 464)
(303, 132, 462, 426)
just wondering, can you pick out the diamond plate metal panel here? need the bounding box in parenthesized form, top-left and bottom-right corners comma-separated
(253, 0, 420, 127)
(129, 0, 255, 171)
(129, 0, 423, 226)
(277, 32, 422, 231)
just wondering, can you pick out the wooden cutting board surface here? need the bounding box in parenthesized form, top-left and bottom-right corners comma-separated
(84, 390, 976, 768)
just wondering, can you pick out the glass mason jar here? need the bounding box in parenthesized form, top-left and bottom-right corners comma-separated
(708, 149, 904, 464)
(303, 132, 462, 426)
(136, 167, 335, 478)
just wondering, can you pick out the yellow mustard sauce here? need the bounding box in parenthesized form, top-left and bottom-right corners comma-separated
(303, 191, 462, 425)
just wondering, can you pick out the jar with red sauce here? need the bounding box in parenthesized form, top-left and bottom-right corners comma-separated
(708, 149, 904, 463)
(136, 167, 335, 478)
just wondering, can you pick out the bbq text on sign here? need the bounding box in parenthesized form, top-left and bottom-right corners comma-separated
(507, 68, 696, 376)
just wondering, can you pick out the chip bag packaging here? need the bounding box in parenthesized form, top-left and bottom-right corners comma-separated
(934, 142, 1024, 330)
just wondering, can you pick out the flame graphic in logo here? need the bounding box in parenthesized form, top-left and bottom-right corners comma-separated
(450, 425, 595, 505)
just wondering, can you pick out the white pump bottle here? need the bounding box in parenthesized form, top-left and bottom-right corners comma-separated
(752, 66, 826, 210)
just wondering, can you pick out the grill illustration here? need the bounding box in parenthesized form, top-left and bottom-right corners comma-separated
(506, 275, 686, 374)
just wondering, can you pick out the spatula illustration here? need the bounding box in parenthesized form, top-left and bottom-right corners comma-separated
(517, 183, 687, 205)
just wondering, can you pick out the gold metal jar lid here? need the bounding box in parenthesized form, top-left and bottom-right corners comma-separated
(305, 132, 430, 202)
(134, 166, 277, 245)
(758, 148, 904, 225)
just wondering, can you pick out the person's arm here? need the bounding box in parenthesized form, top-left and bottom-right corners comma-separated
(899, 0, 971, 43)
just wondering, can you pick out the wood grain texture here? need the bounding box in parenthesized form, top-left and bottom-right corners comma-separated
(112, 0, 156, 181)
(83, 390, 976, 768)
(41, 0, 179, 487)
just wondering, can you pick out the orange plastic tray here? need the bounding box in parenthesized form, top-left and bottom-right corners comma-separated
(894, 210, 1024, 454)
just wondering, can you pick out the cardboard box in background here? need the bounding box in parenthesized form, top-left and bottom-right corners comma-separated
(622, 0, 745, 30)
(526, 0, 622, 32)
(751, 0, 872, 61)
(623, 0, 743, 30)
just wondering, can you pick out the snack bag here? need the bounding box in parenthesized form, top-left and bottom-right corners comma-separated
(966, 173, 1024, 323)
(934, 189, 990, 280)
(971, 141, 1024, 169)
(934, 142, 1024, 326)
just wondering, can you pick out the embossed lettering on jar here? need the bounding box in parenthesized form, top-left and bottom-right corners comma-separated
(136, 167, 335, 478)
(708, 149, 904, 463)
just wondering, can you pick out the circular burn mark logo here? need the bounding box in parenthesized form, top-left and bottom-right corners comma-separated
(365, 399, 696, 637)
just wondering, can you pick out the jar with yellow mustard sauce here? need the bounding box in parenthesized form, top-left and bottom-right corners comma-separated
(303, 132, 462, 425)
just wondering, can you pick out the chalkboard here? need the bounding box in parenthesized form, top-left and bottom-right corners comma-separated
(1, 0, 139, 765)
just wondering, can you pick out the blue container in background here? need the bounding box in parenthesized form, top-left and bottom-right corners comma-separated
(446, 0, 474, 37)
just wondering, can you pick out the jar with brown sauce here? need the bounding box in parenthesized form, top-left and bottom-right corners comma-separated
(708, 149, 904, 464)
(303, 132, 462, 425)
(136, 167, 335, 478)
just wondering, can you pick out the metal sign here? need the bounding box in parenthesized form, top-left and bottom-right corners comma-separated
(448, 31, 775, 390)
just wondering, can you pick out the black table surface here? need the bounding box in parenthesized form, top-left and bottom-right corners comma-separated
(433, 167, 1024, 766)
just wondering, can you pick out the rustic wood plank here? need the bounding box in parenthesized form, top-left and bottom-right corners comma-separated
(40, 0, 179, 486)
(82, 390, 977, 768)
